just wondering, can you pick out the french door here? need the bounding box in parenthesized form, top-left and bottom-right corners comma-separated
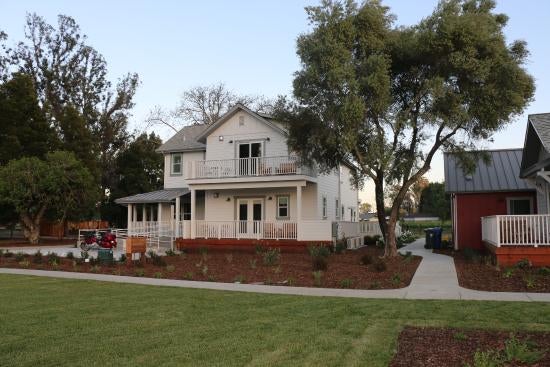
(238, 142, 262, 176)
(237, 198, 263, 238)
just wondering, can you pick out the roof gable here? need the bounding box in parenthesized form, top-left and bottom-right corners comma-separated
(444, 149, 534, 193)
(195, 104, 287, 143)
(156, 124, 208, 153)
(520, 113, 550, 177)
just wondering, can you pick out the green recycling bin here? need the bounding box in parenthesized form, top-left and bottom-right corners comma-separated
(98, 248, 114, 265)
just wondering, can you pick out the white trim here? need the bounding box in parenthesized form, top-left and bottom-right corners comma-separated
(276, 195, 290, 219)
(170, 153, 183, 176)
(506, 196, 534, 215)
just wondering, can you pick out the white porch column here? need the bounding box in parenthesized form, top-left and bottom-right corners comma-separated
(127, 204, 133, 234)
(150, 205, 154, 222)
(190, 189, 196, 239)
(175, 196, 181, 238)
(132, 205, 137, 227)
(142, 204, 147, 222)
(296, 185, 302, 241)
(157, 202, 162, 236)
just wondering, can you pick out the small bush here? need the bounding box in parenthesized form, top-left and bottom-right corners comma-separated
(225, 253, 233, 263)
(14, 252, 25, 262)
(147, 251, 166, 267)
(179, 251, 187, 259)
(369, 281, 381, 289)
(234, 274, 246, 283)
(65, 251, 74, 260)
(47, 252, 60, 265)
(309, 245, 330, 271)
(90, 265, 101, 273)
(339, 278, 353, 289)
(198, 247, 208, 256)
(516, 258, 531, 270)
(360, 254, 373, 265)
(262, 248, 281, 266)
(50, 260, 59, 269)
(118, 254, 127, 263)
(134, 268, 145, 277)
(391, 273, 401, 286)
(453, 332, 468, 341)
(312, 270, 323, 287)
(538, 267, 550, 276)
(254, 243, 265, 254)
(373, 260, 387, 272)
(502, 267, 514, 278)
(183, 271, 194, 280)
(166, 265, 175, 273)
(463, 248, 480, 263)
(165, 249, 176, 256)
(0, 249, 3, 257)
(154, 272, 164, 279)
(207, 275, 216, 282)
(201, 265, 208, 277)
(32, 250, 43, 264)
(399, 230, 416, 244)
(503, 334, 544, 364)
(523, 274, 536, 288)
(334, 239, 347, 253)
(465, 350, 503, 367)
(249, 259, 257, 269)
(18, 260, 30, 268)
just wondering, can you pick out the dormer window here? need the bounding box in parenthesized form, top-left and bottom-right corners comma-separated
(171, 153, 183, 176)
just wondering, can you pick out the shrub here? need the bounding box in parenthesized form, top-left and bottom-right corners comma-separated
(502, 267, 514, 278)
(183, 271, 194, 280)
(399, 230, 416, 244)
(18, 260, 30, 268)
(90, 265, 101, 273)
(0, 249, 3, 257)
(154, 272, 164, 279)
(32, 250, 43, 264)
(523, 274, 536, 288)
(179, 251, 187, 259)
(14, 252, 25, 262)
(165, 249, 176, 256)
(453, 332, 468, 341)
(249, 259, 257, 269)
(65, 251, 74, 260)
(391, 273, 401, 286)
(254, 243, 265, 254)
(334, 239, 347, 254)
(198, 247, 208, 256)
(363, 235, 375, 246)
(465, 350, 503, 367)
(166, 265, 175, 273)
(516, 258, 531, 270)
(369, 281, 381, 289)
(234, 274, 246, 283)
(360, 254, 373, 265)
(503, 334, 544, 364)
(47, 252, 60, 265)
(463, 248, 481, 263)
(339, 278, 353, 289)
(201, 265, 208, 277)
(134, 268, 145, 277)
(312, 271, 323, 287)
(147, 251, 166, 267)
(50, 260, 59, 270)
(441, 239, 452, 249)
(207, 275, 216, 282)
(376, 238, 385, 248)
(538, 267, 550, 276)
(309, 245, 330, 271)
(225, 253, 233, 264)
(118, 254, 127, 263)
(262, 248, 281, 266)
(373, 260, 387, 272)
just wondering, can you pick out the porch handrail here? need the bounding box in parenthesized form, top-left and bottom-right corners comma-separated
(188, 156, 316, 179)
(194, 220, 298, 240)
(482, 214, 550, 247)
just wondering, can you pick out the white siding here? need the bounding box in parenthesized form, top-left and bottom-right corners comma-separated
(535, 177, 550, 214)
(204, 112, 289, 161)
(164, 151, 205, 189)
(340, 165, 359, 221)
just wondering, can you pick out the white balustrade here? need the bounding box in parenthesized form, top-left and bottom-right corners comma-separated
(194, 220, 298, 240)
(482, 215, 550, 247)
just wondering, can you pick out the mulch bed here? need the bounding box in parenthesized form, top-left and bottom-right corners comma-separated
(0, 246, 421, 290)
(434, 249, 550, 293)
(390, 327, 550, 367)
(0, 238, 75, 247)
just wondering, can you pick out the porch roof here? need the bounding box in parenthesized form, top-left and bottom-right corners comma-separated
(114, 188, 189, 205)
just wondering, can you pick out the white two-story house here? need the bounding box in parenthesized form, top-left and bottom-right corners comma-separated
(116, 104, 359, 249)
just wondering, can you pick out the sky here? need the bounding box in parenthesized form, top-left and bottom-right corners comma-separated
(2, 0, 549, 205)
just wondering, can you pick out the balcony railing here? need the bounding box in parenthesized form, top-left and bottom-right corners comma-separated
(482, 215, 550, 247)
(195, 220, 298, 240)
(187, 156, 316, 179)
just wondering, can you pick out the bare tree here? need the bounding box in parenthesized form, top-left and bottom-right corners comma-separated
(145, 82, 275, 132)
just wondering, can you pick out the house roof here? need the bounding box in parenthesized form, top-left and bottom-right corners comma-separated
(156, 124, 208, 153)
(519, 113, 550, 178)
(114, 189, 190, 205)
(444, 149, 534, 193)
(529, 113, 550, 153)
(194, 103, 288, 143)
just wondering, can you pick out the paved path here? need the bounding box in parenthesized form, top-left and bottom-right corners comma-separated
(1, 239, 549, 302)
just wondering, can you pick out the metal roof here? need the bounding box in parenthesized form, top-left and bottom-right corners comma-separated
(529, 113, 550, 153)
(114, 189, 190, 204)
(444, 149, 534, 193)
(156, 124, 208, 153)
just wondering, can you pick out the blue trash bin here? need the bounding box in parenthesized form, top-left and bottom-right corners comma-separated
(432, 227, 443, 249)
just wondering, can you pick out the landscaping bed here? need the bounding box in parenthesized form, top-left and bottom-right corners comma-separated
(434, 249, 550, 292)
(0, 238, 75, 247)
(390, 326, 550, 367)
(0, 246, 421, 289)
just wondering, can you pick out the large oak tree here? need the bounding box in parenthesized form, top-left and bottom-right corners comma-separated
(279, 0, 534, 257)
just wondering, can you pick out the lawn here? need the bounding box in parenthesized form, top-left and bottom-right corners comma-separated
(0, 274, 549, 367)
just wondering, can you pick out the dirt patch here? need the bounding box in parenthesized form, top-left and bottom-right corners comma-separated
(434, 249, 550, 293)
(390, 326, 550, 367)
(0, 246, 421, 290)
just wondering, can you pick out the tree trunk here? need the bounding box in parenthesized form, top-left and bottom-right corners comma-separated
(21, 221, 40, 245)
(374, 175, 387, 241)
(384, 206, 400, 258)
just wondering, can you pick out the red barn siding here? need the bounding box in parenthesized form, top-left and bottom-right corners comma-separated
(453, 191, 537, 250)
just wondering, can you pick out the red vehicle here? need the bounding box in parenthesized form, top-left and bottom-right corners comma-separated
(80, 231, 117, 251)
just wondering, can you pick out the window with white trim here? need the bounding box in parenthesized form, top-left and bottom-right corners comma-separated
(507, 197, 533, 215)
(335, 198, 340, 218)
(341, 205, 345, 219)
(322, 195, 327, 219)
(171, 153, 182, 175)
(277, 196, 289, 219)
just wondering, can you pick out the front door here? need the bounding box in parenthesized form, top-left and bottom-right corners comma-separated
(238, 142, 262, 175)
(237, 198, 263, 238)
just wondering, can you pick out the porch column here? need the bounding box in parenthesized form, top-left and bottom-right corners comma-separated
(132, 205, 137, 227)
(157, 202, 162, 237)
(142, 204, 147, 222)
(175, 196, 181, 237)
(127, 204, 133, 234)
(190, 189, 196, 239)
(150, 205, 154, 222)
(296, 185, 302, 241)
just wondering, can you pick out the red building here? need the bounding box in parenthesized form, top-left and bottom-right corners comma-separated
(444, 149, 536, 251)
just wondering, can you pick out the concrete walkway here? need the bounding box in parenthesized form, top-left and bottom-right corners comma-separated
(1, 239, 549, 302)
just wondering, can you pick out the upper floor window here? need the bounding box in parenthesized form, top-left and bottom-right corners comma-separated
(322, 195, 327, 219)
(335, 198, 340, 218)
(277, 196, 289, 219)
(171, 153, 183, 175)
(507, 197, 533, 215)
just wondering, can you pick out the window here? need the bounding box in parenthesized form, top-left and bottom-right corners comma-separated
(322, 195, 327, 219)
(507, 197, 533, 215)
(277, 196, 289, 219)
(341, 205, 345, 219)
(171, 153, 182, 175)
(182, 202, 191, 220)
(335, 198, 340, 218)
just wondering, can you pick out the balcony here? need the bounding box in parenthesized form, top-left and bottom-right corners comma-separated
(481, 215, 550, 247)
(186, 156, 316, 180)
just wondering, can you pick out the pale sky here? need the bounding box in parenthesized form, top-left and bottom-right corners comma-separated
(2, 1, 549, 205)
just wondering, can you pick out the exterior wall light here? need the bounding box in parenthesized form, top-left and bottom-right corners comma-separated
(213, 192, 219, 198)
(219, 135, 224, 142)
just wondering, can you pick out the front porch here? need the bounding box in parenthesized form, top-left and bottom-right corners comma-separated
(481, 214, 550, 266)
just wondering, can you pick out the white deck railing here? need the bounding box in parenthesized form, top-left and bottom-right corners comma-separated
(195, 220, 298, 240)
(187, 156, 316, 179)
(482, 215, 550, 247)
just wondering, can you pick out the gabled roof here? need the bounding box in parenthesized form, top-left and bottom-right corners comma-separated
(520, 113, 550, 178)
(156, 124, 208, 153)
(194, 103, 287, 143)
(114, 189, 189, 204)
(444, 149, 534, 193)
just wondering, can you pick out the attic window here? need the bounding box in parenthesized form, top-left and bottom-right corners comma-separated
(239, 116, 245, 126)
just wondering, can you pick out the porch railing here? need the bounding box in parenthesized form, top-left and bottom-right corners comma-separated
(187, 156, 316, 179)
(195, 220, 298, 240)
(481, 215, 550, 247)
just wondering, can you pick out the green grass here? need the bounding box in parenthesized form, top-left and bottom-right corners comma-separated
(401, 220, 452, 237)
(0, 274, 549, 367)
